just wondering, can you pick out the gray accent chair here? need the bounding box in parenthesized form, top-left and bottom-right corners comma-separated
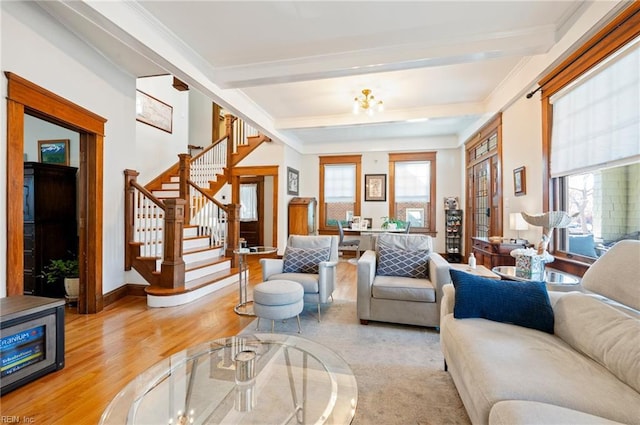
(260, 235, 339, 321)
(357, 233, 451, 328)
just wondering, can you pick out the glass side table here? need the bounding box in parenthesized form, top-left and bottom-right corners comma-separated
(233, 246, 277, 316)
(492, 266, 581, 291)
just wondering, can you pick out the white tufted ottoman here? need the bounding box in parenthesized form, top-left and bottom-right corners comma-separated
(253, 280, 304, 333)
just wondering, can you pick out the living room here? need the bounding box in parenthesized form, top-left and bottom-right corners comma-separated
(1, 1, 639, 423)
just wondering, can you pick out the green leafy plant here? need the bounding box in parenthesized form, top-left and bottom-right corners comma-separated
(381, 216, 405, 229)
(40, 258, 79, 284)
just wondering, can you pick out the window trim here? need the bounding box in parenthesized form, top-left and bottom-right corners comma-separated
(388, 152, 437, 234)
(319, 155, 362, 231)
(540, 3, 640, 272)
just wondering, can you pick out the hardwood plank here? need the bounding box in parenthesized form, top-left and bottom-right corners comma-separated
(0, 257, 358, 424)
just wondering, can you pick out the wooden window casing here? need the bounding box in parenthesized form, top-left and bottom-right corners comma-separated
(319, 155, 362, 232)
(388, 152, 437, 234)
(539, 3, 640, 276)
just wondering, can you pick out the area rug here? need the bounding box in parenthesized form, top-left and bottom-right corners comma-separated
(241, 299, 471, 425)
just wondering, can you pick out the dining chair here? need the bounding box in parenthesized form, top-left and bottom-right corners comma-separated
(338, 221, 360, 260)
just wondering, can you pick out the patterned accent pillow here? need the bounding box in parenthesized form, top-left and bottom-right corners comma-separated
(282, 247, 331, 274)
(377, 245, 429, 278)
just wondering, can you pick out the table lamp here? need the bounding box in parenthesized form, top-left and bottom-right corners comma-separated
(510, 212, 529, 244)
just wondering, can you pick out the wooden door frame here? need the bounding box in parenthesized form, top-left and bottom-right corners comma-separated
(230, 166, 279, 248)
(5, 72, 105, 314)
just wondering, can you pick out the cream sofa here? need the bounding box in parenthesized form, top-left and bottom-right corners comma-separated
(441, 240, 640, 425)
(357, 233, 451, 328)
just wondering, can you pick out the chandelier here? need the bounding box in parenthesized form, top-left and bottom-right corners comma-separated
(353, 89, 383, 115)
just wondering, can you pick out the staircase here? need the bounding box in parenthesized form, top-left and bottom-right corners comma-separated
(124, 114, 271, 307)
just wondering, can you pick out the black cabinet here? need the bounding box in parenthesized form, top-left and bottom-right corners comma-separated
(445, 209, 463, 263)
(23, 162, 77, 296)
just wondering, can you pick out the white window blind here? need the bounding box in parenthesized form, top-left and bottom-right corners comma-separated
(324, 164, 355, 202)
(550, 38, 640, 177)
(395, 161, 430, 201)
(240, 184, 257, 221)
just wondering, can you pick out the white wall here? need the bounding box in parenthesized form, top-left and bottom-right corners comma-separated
(300, 148, 462, 254)
(500, 93, 545, 244)
(2, 2, 137, 296)
(189, 88, 213, 147)
(136, 75, 189, 184)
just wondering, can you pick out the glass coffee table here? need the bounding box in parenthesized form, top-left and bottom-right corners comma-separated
(100, 333, 358, 425)
(492, 266, 581, 291)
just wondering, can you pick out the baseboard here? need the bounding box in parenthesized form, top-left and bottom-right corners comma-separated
(103, 284, 147, 307)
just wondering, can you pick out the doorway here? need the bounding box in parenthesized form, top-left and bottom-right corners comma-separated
(6, 72, 105, 313)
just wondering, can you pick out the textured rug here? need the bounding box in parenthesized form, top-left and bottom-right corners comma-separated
(241, 299, 471, 425)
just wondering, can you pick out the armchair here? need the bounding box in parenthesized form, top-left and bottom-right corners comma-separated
(260, 235, 339, 321)
(357, 233, 451, 328)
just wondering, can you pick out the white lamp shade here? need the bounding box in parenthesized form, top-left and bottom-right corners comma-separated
(510, 213, 529, 231)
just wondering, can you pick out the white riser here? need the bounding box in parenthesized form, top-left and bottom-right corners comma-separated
(152, 190, 179, 198)
(185, 260, 231, 281)
(183, 227, 199, 238)
(169, 176, 179, 183)
(183, 247, 224, 263)
(147, 274, 238, 308)
(162, 182, 179, 190)
(183, 237, 210, 250)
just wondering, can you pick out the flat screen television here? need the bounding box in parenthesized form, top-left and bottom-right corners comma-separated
(0, 296, 65, 395)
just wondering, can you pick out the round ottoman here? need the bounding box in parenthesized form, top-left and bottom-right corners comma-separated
(253, 280, 304, 333)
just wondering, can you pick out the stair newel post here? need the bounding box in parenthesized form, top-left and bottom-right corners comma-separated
(124, 169, 140, 271)
(225, 203, 241, 268)
(178, 153, 191, 224)
(160, 198, 186, 289)
(225, 114, 235, 180)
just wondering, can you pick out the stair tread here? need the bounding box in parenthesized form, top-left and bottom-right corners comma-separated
(145, 267, 239, 296)
(183, 244, 224, 256)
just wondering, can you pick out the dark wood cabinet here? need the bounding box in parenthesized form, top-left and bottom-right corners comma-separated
(23, 162, 78, 296)
(471, 237, 527, 269)
(288, 197, 317, 236)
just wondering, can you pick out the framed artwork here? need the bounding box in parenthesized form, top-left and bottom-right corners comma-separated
(514, 166, 526, 196)
(365, 174, 386, 201)
(136, 90, 173, 133)
(287, 167, 299, 195)
(38, 139, 70, 165)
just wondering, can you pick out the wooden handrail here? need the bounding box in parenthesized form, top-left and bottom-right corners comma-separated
(129, 180, 165, 209)
(190, 134, 228, 163)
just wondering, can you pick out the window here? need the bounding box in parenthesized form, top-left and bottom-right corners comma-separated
(239, 183, 258, 221)
(319, 155, 361, 229)
(389, 152, 437, 233)
(541, 9, 640, 263)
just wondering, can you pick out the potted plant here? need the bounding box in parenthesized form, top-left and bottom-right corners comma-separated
(41, 258, 79, 300)
(381, 216, 405, 230)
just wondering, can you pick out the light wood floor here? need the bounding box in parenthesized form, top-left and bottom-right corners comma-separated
(0, 257, 358, 424)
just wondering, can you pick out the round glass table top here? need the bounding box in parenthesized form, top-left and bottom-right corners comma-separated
(100, 333, 357, 425)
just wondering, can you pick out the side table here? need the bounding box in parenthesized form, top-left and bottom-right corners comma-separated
(233, 246, 277, 316)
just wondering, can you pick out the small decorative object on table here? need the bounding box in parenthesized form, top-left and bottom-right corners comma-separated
(511, 211, 578, 279)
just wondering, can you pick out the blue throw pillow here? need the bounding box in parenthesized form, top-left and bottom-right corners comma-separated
(377, 245, 429, 278)
(450, 269, 554, 334)
(282, 246, 330, 274)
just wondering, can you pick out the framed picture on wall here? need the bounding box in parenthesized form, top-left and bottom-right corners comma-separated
(365, 174, 386, 201)
(38, 139, 70, 165)
(136, 90, 173, 133)
(513, 166, 526, 196)
(287, 167, 299, 195)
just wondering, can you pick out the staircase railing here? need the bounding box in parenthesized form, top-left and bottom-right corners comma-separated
(187, 180, 227, 250)
(190, 135, 227, 188)
(124, 170, 166, 263)
(230, 115, 260, 153)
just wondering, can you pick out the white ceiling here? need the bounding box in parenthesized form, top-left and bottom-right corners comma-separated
(37, 1, 592, 150)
